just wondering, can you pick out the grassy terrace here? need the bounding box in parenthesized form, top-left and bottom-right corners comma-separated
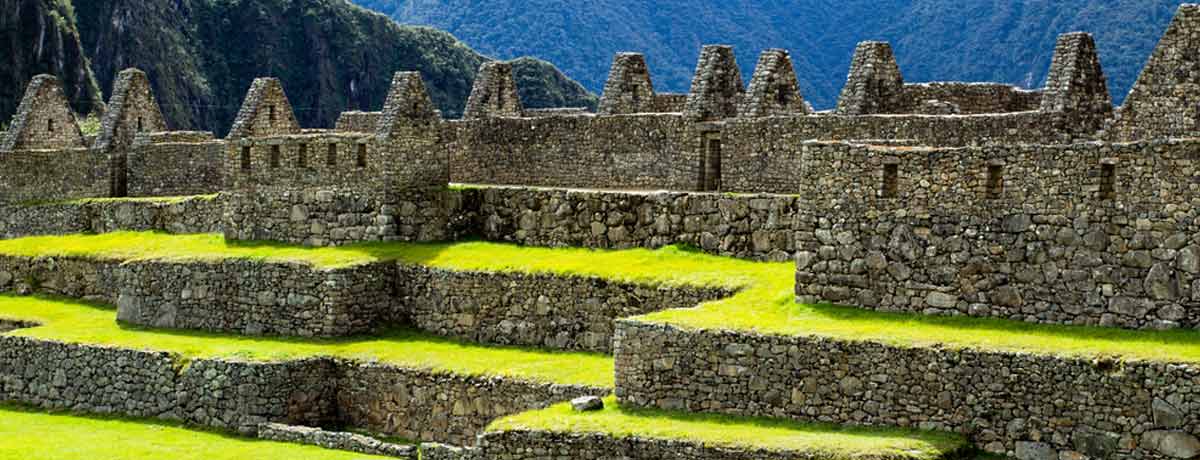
(1, 232, 1200, 363)
(0, 296, 612, 388)
(0, 405, 390, 460)
(489, 397, 968, 460)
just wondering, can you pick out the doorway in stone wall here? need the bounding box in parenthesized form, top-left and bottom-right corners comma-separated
(699, 133, 722, 192)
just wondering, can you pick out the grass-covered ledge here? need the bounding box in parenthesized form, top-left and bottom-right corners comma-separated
(1, 231, 1200, 363)
(0, 404, 393, 460)
(487, 396, 970, 459)
(0, 296, 613, 388)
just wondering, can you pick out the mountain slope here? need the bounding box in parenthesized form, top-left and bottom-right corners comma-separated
(0, 0, 102, 125)
(2, 0, 595, 134)
(358, 0, 1185, 108)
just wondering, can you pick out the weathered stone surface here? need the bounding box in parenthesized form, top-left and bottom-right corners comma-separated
(570, 396, 604, 412)
(1143, 431, 1200, 459)
(257, 423, 415, 458)
(615, 320, 1200, 459)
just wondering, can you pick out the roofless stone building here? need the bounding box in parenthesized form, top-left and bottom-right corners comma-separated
(2, 4, 1200, 460)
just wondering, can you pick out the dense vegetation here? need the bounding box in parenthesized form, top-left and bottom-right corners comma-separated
(357, 0, 1186, 108)
(0, 0, 102, 124)
(2, 0, 595, 134)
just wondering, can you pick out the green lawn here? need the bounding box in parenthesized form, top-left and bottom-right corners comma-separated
(0, 405, 391, 460)
(2, 232, 1200, 363)
(0, 296, 613, 388)
(488, 397, 968, 460)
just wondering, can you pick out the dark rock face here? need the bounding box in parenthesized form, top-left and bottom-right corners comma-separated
(0, 0, 102, 124)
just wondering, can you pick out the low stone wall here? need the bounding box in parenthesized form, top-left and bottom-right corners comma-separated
(0, 256, 121, 302)
(477, 430, 935, 460)
(0, 195, 224, 239)
(337, 364, 606, 446)
(613, 320, 1200, 460)
(0, 336, 339, 434)
(257, 423, 415, 458)
(461, 187, 800, 261)
(0, 255, 395, 338)
(398, 265, 730, 353)
(0, 335, 608, 445)
(115, 260, 396, 337)
(223, 187, 456, 247)
(128, 132, 225, 197)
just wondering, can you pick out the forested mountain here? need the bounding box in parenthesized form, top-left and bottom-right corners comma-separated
(356, 0, 1185, 108)
(2, 0, 596, 134)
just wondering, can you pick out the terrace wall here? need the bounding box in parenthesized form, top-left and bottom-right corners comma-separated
(0, 334, 606, 445)
(338, 365, 603, 446)
(478, 430, 872, 460)
(613, 320, 1200, 460)
(398, 265, 731, 353)
(0, 195, 224, 238)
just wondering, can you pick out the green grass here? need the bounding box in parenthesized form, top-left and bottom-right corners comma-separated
(2, 232, 1200, 364)
(0, 296, 613, 388)
(0, 404, 391, 460)
(489, 397, 967, 460)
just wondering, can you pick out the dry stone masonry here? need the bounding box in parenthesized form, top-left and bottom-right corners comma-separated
(4, 5, 1200, 460)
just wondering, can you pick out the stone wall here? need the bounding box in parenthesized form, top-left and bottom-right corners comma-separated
(0, 255, 395, 338)
(0, 195, 224, 239)
(613, 320, 1200, 460)
(897, 83, 1042, 115)
(95, 69, 169, 197)
(398, 264, 731, 353)
(257, 423, 416, 458)
(0, 146, 108, 205)
(338, 364, 605, 446)
(0, 75, 87, 152)
(446, 114, 699, 191)
(335, 111, 384, 133)
(1112, 4, 1200, 141)
(0, 336, 340, 435)
(128, 132, 224, 197)
(222, 187, 456, 246)
(478, 430, 885, 460)
(794, 140, 1200, 330)
(461, 187, 800, 261)
(0, 333, 608, 445)
(115, 260, 396, 337)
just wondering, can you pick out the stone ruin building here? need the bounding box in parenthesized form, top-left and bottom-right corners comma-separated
(2, 4, 1200, 460)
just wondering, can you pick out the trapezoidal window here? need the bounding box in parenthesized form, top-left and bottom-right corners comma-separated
(327, 143, 338, 166)
(356, 144, 367, 168)
(136, 117, 144, 132)
(882, 163, 899, 198)
(297, 143, 308, 168)
(270, 145, 281, 168)
(986, 164, 1004, 198)
(1099, 163, 1116, 200)
(268, 105, 277, 124)
(240, 146, 252, 171)
(46, 119, 55, 133)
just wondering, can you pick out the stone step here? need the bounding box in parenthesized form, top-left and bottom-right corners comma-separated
(475, 396, 973, 460)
